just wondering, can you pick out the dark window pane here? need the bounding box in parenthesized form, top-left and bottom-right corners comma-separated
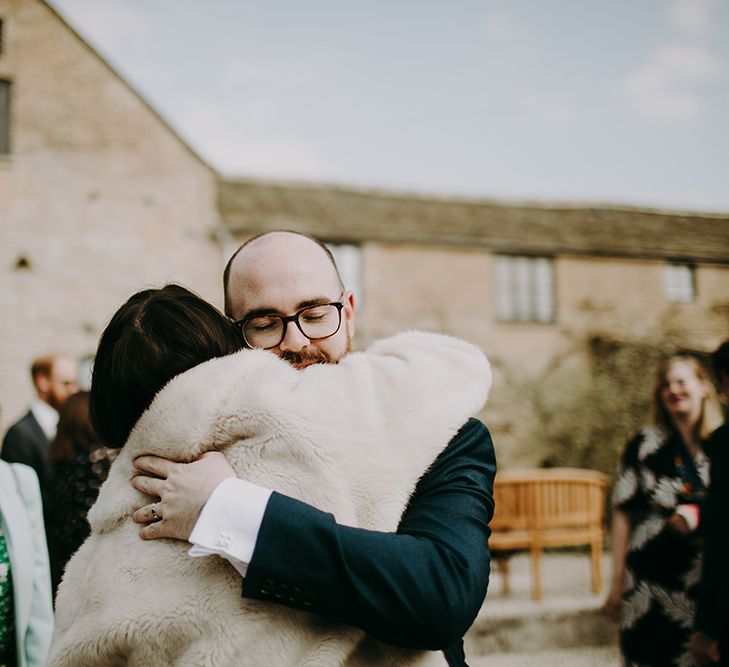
(0, 79, 10, 154)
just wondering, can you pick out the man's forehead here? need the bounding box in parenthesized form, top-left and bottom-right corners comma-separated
(51, 358, 78, 380)
(229, 234, 340, 314)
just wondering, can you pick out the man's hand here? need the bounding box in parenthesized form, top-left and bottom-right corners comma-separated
(132, 451, 235, 541)
(689, 632, 721, 665)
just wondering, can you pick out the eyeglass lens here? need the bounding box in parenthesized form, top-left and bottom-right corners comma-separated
(243, 304, 341, 349)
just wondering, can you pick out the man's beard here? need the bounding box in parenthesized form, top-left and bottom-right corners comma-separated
(280, 333, 352, 369)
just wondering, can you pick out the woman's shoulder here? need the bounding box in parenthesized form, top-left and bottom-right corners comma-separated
(0, 461, 42, 511)
(1, 460, 39, 489)
(622, 425, 668, 463)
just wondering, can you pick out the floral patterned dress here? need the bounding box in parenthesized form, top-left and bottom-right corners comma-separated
(613, 425, 709, 667)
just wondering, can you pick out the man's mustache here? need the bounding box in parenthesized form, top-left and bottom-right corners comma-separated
(280, 347, 332, 367)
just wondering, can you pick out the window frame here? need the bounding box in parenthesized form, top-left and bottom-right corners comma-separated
(0, 78, 11, 155)
(493, 253, 556, 324)
(664, 262, 696, 303)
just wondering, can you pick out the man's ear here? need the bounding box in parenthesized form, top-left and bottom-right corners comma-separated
(343, 290, 356, 339)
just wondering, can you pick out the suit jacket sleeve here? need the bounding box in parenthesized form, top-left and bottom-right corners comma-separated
(2, 417, 47, 491)
(242, 418, 495, 650)
(694, 423, 729, 639)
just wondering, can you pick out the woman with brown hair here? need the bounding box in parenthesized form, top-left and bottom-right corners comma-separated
(605, 354, 724, 666)
(44, 391, 115, 596)
(48, 284, 491, 667)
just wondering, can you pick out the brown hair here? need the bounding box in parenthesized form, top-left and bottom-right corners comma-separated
(31, 355, 54, 380)
(50, 391, 97, 463)
(651, 354, 724, 441)
(222, 230, 344, 318)
(90, 284, 243, 448)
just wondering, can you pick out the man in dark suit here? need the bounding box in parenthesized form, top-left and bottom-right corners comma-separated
(691, 339, 729, 666)
(2, 355, 78, 494)
(131, 231, 496, 666)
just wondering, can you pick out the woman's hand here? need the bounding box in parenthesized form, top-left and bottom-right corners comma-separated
(689, 632, 721, 665)
(602, 583, 622, 622)
(666, 512, 691, 536)
(131, 451, 235, 541)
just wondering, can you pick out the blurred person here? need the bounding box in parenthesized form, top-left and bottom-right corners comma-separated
(0, 459, 54, 667)
(690, 340, 729, 666)
(49, 284, 491, 666)
(44, 391, 116, 597)
(605, 354, 724, 666)
(2, 355, 78, 495)
(130, 231, 496, 667)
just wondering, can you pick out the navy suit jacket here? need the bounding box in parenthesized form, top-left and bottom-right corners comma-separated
(242, 418, 496, 666)
(1, 411, 51, 496)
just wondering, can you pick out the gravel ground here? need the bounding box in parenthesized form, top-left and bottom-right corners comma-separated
(468, 646, 619, 666)
(465, 550, 621, 663)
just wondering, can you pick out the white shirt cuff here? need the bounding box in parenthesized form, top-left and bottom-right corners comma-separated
(188, 477, 273, 578)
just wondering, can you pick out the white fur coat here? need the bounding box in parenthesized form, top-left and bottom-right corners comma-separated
(49, 332, 491, 667)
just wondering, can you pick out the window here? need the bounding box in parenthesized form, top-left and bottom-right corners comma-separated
(0, 79, 10, 154)
(327, 243, 363, 305)
(494, 255, 555, 323)
(664, 262, 695, 302)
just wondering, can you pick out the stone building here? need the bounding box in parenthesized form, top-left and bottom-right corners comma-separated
(0, 0, 223, 422)
(1, 0, 728, 467)
(218, 179, 729, 467)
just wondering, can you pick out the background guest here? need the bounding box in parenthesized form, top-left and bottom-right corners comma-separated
(2, 355, 78, 498)
(0, 458, 54, 667)
(605, 354, 723, 666)
(45, 391, 115, 596)
(690, 340, 729, 666)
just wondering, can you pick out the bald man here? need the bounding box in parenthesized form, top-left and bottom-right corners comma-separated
(2, 355, 78, 495)
(132, 231, 496, 667)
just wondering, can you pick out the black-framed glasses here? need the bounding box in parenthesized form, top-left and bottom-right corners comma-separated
(234, 297, 345, 350)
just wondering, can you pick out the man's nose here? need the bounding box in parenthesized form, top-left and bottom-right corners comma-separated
(278, 320, 311, 352)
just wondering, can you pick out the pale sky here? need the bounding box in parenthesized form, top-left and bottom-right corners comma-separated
(51, 0, 729, 213)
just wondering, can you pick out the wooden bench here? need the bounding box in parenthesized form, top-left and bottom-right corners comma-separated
(489, 467, 608, 600)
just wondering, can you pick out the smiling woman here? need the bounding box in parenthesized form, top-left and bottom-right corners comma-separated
(605, 354, 724, 667)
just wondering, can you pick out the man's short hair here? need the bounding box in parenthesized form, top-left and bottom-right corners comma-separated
(31, 356, 55, 381)
(222, 230, 344, 318)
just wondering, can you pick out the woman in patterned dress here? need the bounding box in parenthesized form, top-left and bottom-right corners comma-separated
(44, 392, 116, 596)
(605, 355, 724, 666)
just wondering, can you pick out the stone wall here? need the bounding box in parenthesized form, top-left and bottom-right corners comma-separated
(348, 243, 729, 467)
(0, 0, 223, 424)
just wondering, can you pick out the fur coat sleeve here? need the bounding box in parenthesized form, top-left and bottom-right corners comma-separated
(49, 331, 491, 667)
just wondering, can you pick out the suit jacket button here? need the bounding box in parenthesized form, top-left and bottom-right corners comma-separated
(302, 592, 315, 607)
(275, 585, 288, 600)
